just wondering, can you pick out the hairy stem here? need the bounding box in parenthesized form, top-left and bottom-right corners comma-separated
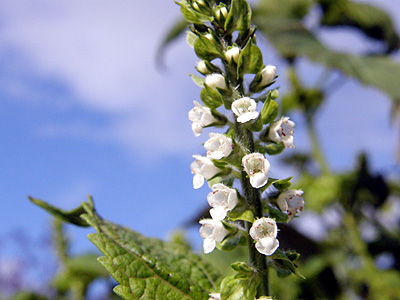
(236, 122, 270, 297)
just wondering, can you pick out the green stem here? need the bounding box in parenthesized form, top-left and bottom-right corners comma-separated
(236, 122, 270, 297)
(306, 117, 330, 174)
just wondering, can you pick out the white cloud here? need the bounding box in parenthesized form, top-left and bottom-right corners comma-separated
(0, 0, 187, 111)
(0, 0, 203, 159)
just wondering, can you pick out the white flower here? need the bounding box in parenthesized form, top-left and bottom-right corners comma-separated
(242, 153, 270, 188)
(260, 65, 277, 86)
(205, 73, 227, 90)
(268, 116, 295, 148)
(191, 155, 220, 189)
(276, 189, 304, 222)
(232, 97, 259, 123)
(250, 217, 279, 256)
(207, 184, 238, 221)
(204, 133, 233, 160)
(199, 219, 229, 254)
(208, 293, 221, 300)
(225, 46, 240, 64)
(188, 101, 218, 137)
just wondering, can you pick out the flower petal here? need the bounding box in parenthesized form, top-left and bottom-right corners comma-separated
(255, 237, 279, 256)
(210, 206, 228, 221)
(193, 174, 204, 189)
(203, 238, 216, 254)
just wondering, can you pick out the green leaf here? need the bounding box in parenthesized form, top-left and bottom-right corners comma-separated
(216, 231, 246, 252)
(176, 1, 213, 24)
(237, 38, 263, 76)
(29, 196, 90, 227)
(263, 142, 285, 155)
(194, 33, 223, 61)
(220, 271, 259, 300)
(200, 85, 224, 109)
(272, 176, 293, 190)
(227, 201, 254, 223)
(260, 97, 279, 125)
(266, 204, 289, 223)
(224, 0, 252, 33)
(191, 74, 205, 87)
(79, 199, 221, 300)
(271, 249, 305, 279)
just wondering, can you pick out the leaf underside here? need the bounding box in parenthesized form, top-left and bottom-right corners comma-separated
(80, 199, 221, 300)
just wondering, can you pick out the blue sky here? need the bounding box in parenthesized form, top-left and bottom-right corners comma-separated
(0, 0, 399, 293)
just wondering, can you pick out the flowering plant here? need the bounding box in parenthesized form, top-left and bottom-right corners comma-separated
(182, 0, 306, 298)
(29, 1, 306, 299)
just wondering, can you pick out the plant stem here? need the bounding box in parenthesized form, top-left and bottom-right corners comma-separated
(306, 117, 330, 174)
(236, 122, 270, 297)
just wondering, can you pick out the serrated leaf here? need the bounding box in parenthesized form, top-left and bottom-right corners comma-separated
(29, 196, 89, 227)
(225, 0, 252, 33)
(79, 200, 221, 300)
(237, 38, 263, 76)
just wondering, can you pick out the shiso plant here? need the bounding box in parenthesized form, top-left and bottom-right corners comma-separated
(30, 0, 307, 299)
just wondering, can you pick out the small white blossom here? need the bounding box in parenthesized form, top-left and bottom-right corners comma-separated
(276, 189, 304, 222)
(197, 60, 210, 74)
(232, 97, 259, 123)
(205, 73, 227, 90)
(191, 155, 220, 189)
(207, 184, 238, 221)
(268, 116, 295, 148)
(242, 153, 270, 188)
(204, 133, 233, 160)
(260, 65, 277, 86)
(250, 217, 279, 256)
(199, 219, 229, 254)
(225, 46, 240, 64)
(208, 293, 221, 300)
(188, 101, 218, 137)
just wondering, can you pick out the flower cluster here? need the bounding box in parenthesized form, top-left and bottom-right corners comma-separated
(180, 0, 305, 297)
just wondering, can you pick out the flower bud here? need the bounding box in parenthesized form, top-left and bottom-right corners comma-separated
(192, 0, 207, 12)
(214, 6, 228, 24)
(196, 60, 210, 74)
(204, 73, 227, 90)
(224, 46, 240, 64)
(260, 65, 277, 87)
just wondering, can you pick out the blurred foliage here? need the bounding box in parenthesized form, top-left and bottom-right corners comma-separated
(5, 216, 120, 300)
(161, 0, 400, 299)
